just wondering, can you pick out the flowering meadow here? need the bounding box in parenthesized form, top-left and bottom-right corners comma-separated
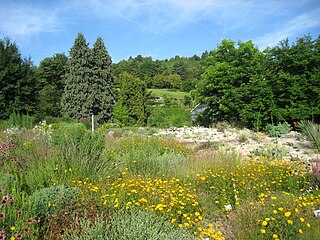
(0, 122, 319, 239)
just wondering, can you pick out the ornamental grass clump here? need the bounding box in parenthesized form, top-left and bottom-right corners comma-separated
(50, 123, 113, 181)
(107, 136, 191, 177)
(296, 120, 320, 151)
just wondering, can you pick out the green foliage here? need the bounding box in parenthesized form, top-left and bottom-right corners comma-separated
(28, 185, 79, 216)
(147, 107, 191, 128)
(90, 36, 115, 123)
(194, 39, 264, 126)
(112, 100, 130, 127)
(0, 37, 38, 119)
(193, 35, 320, 129)
(109, 136, 190, 177)
(265, 122, 291, 137)
(229, 191, 320, 240)
(114, 72, 149, 126)
(50, 123, 113, 181)
(113, 54, 204, 91)
(63, 208, 192, 240)
(37, 53, 68, 118)
(249, 144, 290, 160)
(296, 120, 320, 151)
(149, 88, 190, 100)
(7, 112, 36, 129)
(61, 33, 115, 123)
(1, 119, 320, 239)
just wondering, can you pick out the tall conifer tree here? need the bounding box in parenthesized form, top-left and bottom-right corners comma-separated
(90, 36, 115, 123)
(61, 33, 115, 123)
(61, 33, 91, 119)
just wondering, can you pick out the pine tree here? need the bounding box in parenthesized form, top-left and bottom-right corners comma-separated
(61, 33, 92, 120)
(90, 36, 115, 123)
(61, 34, 115, 123)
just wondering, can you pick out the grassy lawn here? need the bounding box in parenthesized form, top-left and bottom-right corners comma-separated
(149, 88, 190, 99)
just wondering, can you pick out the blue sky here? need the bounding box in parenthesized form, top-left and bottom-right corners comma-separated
(1, 0, 320, 66)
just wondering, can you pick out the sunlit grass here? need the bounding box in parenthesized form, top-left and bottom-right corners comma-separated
(1, 124, 319, 239)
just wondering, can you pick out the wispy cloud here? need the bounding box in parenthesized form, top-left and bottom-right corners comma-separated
(0, 3, 62, 37)
(67, 0, 219, 33)
(255, 7, 320, 50)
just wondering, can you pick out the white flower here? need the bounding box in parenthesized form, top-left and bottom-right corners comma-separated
(224, 204, 232, 211)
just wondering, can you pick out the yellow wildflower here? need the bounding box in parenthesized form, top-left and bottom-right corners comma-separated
(284, 211, 291, 217)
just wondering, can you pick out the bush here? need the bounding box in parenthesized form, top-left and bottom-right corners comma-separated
(28, 185, 80, 216)
(264, 122, 291, 138)
(249, 144, 290, 160)
(147, 107, 191, 128)
(63, 208, 193, 240)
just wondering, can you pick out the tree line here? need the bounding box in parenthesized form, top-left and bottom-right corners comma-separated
(193, 36, 320, 129)
(0, 33, 319, 129)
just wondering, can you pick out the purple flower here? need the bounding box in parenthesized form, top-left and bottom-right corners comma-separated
(16, 210, 23, 216)
(26, 218, 33, 224)
(0, 211, 5, 218)
(15, 232, 23, 240)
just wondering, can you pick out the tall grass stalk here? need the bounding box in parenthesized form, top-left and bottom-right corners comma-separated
(50, 123, 114, 182)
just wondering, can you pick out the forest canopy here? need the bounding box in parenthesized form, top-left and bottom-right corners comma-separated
(0, 34, 319, 129)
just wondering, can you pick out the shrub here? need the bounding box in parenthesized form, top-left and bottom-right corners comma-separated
(44, 198, 110, 239)
(63, 208, 194, 240)
(264, 122, 291, 138)
(238, 130, 250, 143)
(147, 107, 191, 128)
(28, 185, 80, 216)
(249, 144, 290, 160)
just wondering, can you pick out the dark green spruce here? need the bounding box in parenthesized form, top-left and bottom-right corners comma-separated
(61, 33, 115, 123)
